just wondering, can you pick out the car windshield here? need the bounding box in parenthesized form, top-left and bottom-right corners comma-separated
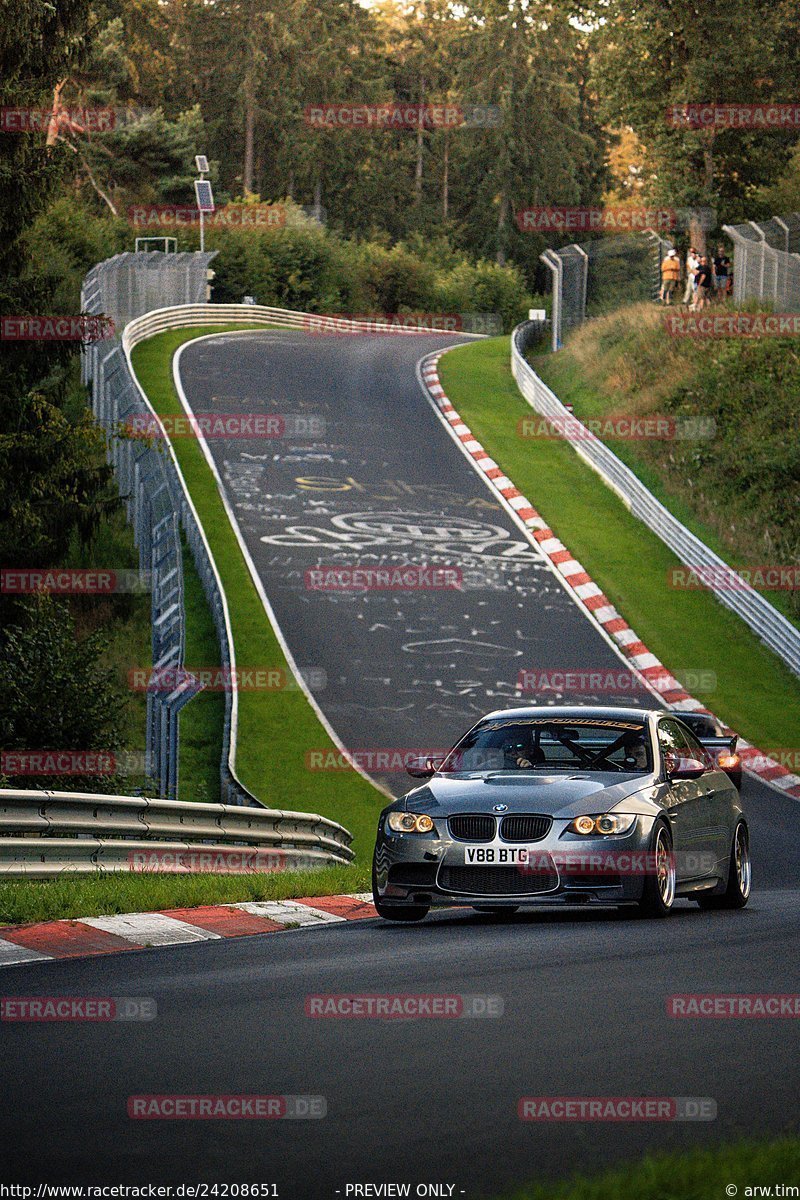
(440, 717, 652, 774)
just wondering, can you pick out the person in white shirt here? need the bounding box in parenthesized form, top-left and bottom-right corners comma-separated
(683, 247, 699, 305)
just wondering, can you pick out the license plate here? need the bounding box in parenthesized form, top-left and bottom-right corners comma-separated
(464, 845, 531, 865)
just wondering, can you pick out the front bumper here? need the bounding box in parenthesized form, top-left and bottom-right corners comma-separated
(373, 815, 653, 907)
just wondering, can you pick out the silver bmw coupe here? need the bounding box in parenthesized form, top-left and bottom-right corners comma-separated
(372, 706, 751, 921)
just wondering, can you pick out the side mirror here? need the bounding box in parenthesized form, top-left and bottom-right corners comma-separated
(665, 752, 706, 781)
(406, 756, 440, 778)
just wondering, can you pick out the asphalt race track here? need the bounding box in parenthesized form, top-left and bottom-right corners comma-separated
(2, 331, 798, 1196)
(177, 329, 656, 792)
(1, 874, 798, 1196)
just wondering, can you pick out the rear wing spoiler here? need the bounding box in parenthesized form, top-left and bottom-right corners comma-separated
(696, 734, 738, 770)
(697, 734, 737, 752)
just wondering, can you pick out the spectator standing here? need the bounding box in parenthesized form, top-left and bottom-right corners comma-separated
(683, 247, 699, 305)
(659, 249, 681, 304)
(713, 245, 731, 299)
(692, 255, 712, 309)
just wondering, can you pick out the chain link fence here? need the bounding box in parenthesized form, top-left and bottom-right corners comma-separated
(722, 214, 800, 309)
(80, 251, 243, 804)
(540, 231, 670, 351)
(81, 251, 214, 334)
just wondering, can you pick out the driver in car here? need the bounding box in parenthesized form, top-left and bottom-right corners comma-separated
(625, 738, 648, 769)
(506, 728, 648, 771)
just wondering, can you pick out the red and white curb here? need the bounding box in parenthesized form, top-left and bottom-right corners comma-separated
(419, 353, 800, 802)
(0, 893, 377, 969)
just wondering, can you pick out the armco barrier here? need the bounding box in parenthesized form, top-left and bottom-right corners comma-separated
(120, 303, 484, 348)
(512, 322, 800, 678)
(0, 789, 353, 877)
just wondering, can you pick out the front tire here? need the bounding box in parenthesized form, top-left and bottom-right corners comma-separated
(697, 822, 751, 910)
(637, 821, 675, 917)
(372, 858, 429, 922)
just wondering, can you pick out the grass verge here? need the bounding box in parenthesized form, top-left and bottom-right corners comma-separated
(0, 862, 371, 926)
(533, 302, 799, 630)
(488, 1137, 800, 1200)
(438, 338, 800, 753)
(130, 325, 384, 859)
(175, 530, 226, 804)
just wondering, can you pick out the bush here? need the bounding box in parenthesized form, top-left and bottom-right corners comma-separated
(24, 196, 129, 311)
(0, 595, 127, 792)
(26, 193, 541, 330)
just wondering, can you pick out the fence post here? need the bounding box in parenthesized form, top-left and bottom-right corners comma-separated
(540, 249, 562, 351)
(575, 244, 589, 323)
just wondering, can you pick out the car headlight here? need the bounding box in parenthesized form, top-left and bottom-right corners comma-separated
(567, 813, 637, 836)
(387, 812, 435, 834)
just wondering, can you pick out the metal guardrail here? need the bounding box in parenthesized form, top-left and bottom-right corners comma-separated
(120, 303, 481, 344)
(511, 322, 800, 678)
(0, 789, 353, 877)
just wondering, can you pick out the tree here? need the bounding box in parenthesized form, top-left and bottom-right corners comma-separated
(0, 597, 126, 793)
(0, 0, 117, 598)
(449, 0, 597, 266)
(593, 0, 800, 245)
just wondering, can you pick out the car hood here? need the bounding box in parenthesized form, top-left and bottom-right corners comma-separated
(404, 772, 654, 820)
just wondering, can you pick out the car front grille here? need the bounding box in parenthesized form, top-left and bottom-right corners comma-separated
(448, 814, 496, 842)
(499, 814, 552, 842)
(438, 862, 558, 896)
